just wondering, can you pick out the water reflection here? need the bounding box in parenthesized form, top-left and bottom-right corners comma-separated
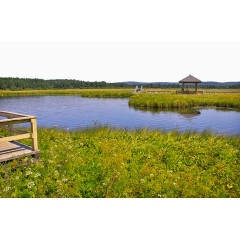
(129, 105, 201, 119)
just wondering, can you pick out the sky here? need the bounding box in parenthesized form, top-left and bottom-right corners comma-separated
(0, 0, 240, 83)
(0, 43, 240, 83)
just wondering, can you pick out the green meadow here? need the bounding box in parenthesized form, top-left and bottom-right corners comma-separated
(80, 90, 133, 98)
(129, 93, 240, 109)
(0, 127, 239, 198)
(0, 89, 134, 98)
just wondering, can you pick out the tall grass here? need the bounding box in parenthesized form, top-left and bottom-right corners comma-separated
(0, 89, 133, 98)
(80, 90, 133, 98)
(129, 93, 240, 109)
(0, 89, 83, 96)
(141, 88, 240, 94)
(0, 127, 239, 198)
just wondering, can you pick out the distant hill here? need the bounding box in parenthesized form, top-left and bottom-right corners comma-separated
(0, 77, 239, 90)
(122, 81, 177, 85)
(121, 81, 240, 89)
(123, 81, 240, 85)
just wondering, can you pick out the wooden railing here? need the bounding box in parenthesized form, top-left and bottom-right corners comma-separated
(0, 111, 38, 153)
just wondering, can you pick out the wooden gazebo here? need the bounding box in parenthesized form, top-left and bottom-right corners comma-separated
(177, 74, 203, 94)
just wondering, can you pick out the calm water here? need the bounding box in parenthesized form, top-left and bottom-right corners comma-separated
(0, 96, 240, 135)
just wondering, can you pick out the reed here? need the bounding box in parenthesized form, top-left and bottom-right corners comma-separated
(0, 89, 134, 98)
(80, 90, 133, 98)
(0, 89, 82, 96)
(129, 93, 240, 109)
(144, 88, 240, 94)
(1, 88, 239, 98)
(0, 127, 239, 198)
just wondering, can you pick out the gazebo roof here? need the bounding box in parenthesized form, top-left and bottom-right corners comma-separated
(179, 74, 202, 83)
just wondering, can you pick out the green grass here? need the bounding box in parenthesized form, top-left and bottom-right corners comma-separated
(80, 90, 133, 98)
(0, 89, 133, 98)
(129, 93, 240, 109)
(0, 127, 239, 198)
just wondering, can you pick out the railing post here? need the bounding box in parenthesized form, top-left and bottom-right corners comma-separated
(31, 118, 38, 151)
(7, 117, 14, 136)
(8, 124, 13, 136)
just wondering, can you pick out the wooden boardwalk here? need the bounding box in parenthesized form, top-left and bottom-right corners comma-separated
(0, 140, 40, 163)
(0, 111, 40, 163)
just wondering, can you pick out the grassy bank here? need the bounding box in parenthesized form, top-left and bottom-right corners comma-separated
(0, 89, 133, 98)
(129, 93, 240, 109)
(1, 89, 239, 98)
(80, 90, 133, 98)
(144, 88, 240, 94)
(0, 127, 239, 198)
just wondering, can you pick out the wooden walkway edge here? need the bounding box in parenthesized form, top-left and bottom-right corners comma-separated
(0, 140, 40, 163)
(0, 111, 40, 163)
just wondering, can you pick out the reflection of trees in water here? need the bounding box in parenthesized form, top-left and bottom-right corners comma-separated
(129, 105, 201, 119)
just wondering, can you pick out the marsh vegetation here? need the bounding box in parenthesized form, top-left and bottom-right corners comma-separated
(0, 89, 134, 98)
(129, 93, 240, 109)
(0, 127, 239, 198)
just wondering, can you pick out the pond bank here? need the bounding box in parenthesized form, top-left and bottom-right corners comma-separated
(0, 89, 134, 98)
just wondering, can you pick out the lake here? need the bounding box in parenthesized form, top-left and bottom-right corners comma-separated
(0, 95, 240, 135)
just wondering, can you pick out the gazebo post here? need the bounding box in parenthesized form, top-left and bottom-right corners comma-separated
(195, 83, 197, 93)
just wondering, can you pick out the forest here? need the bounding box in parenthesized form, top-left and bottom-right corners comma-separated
(0, 77, 239, 90)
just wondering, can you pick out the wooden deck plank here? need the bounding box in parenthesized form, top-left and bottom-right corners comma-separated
(0, 141, 40, 163)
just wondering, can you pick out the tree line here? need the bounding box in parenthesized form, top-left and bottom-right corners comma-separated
(0, 77, 239, 90)
(0, 77, 130, 90)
